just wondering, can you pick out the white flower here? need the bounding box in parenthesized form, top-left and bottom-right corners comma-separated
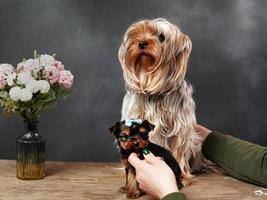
(24, 58, 40, 70)
(26, 79, 50, 94)
(38, 80, 50, 93)
(40, 54, 55, 66)
(0, 64, 14, 74)
(6, 72, 17, 86)
(9, 86, 33, 102)
(9, 87, 21, 101)
(17, 71, 34, 85)
(26, 80, 40, 93)
(17, 59, 40, 72)
(19, 88, 32, 102)
(44, 65, 53, 72)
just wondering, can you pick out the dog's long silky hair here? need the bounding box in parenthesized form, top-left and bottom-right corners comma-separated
(118, 18, 209, 186)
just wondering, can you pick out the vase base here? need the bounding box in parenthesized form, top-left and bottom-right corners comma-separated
(16, 176, 45, 180)
(16, 162, 45, 180)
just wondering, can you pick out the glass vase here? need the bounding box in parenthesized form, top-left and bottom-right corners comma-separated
(16, 119, 45, 180)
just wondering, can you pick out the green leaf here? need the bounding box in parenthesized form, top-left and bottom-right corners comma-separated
(34, 102, 55, 118)
(0, 99, 3, 107)
(30, 88, 57, 117)
(55, 87, 71, 101)
(0, 91, 8, 99)
(34, 50, 38, 59)
(32, 88, 56, 110)
(1, 85, 72, 118)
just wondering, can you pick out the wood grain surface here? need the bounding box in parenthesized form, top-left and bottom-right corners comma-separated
(0, 160, 266, 200)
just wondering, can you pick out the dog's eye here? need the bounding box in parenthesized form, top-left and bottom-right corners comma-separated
(158, 33, 165, 43)
(120, 136, 128, 142)
(141, 134, 149, 140)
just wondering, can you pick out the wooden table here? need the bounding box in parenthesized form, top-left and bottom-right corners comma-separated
(0, 160, 266, 200)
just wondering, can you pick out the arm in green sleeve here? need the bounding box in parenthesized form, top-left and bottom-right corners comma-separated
(161, 192, 187, 200)
(202, 131, 267, 187)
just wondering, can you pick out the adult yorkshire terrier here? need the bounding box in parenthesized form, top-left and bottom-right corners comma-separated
(118, 18, 208, 186)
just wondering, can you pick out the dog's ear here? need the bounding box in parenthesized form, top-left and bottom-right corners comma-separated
(109, 122, 121, 135)
(141, 120, 155, 132)
(175, 33, 192, 79)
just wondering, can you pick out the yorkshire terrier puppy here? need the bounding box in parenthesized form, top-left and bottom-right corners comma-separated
(118, 18, 210, 186)
(109, 119, 182, 199)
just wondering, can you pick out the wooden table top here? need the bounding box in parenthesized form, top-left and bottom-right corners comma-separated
(0, 160, 266, 200)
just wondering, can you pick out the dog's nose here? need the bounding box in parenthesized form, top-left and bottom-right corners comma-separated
(139, 41, 148, 49)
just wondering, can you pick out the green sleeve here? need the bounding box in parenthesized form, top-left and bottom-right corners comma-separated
(161, 192, 187, 200)
(202, 131, 267, 187)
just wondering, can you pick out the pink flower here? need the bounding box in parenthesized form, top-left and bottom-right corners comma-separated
(44, 65, 61, 84)
(59, 70, 74, 89)
(0, 64, 14, 89)
(54, 61, 64, 71)
(16, 62, 24, 72)
(0, 71, 7, 89)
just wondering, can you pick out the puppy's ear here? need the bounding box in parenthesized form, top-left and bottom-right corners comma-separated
(109, 122, 121, 135)
(175, 33, 192, 79)
(141, 120, 155, 132)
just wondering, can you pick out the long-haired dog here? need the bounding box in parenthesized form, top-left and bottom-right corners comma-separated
(118, 18, 209, 186)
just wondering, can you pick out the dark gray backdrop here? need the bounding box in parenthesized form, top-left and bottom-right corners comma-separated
(0, 0, 266, 162)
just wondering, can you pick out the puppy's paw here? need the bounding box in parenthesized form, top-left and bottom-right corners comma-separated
(119, 186, 127, 193)
(126, 193, 140, 199)
(126, 190, 142, 199)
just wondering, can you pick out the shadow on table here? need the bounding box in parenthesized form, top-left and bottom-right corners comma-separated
(45, 162, 68, 177)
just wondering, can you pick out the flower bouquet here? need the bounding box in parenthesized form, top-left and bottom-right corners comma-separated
(0, 50, 74, 179)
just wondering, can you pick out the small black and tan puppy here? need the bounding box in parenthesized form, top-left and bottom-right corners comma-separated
(109, 119, 182, 199)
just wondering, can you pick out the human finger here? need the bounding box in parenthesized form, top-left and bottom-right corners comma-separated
(142, 149, 158, 164)
(128, 153, 143, 168)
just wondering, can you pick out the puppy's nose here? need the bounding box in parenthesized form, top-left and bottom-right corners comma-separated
(139, 41, 148, 49)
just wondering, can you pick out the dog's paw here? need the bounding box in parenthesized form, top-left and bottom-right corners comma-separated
(119, 186, 127, 193)
(126, 191, 141, 199)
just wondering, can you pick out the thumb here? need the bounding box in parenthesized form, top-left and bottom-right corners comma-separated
(142, 148, 158, 164)
(128, 153, 143, 168)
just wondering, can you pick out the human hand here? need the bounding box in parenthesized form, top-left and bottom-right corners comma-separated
(128, 150, 179, 199)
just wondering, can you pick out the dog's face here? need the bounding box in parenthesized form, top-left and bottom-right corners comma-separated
(118, 18, 192, 95)
(109, 120, 155, 152)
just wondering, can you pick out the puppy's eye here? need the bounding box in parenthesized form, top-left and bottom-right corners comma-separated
(141, 134, 149, 140)
(158, 33, 165, 43)
(120, 136, 128, 142)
